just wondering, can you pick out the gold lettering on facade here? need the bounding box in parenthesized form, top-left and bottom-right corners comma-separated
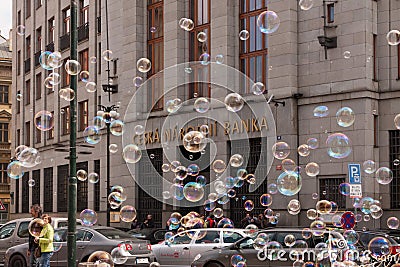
(252, 118, 259, 132)
(232, 121, 240, 134)
(224, 122, 230, 135)
(260, 117, 268, 131)
(154, 128, 160, 143)
(241, 119, 249, 132)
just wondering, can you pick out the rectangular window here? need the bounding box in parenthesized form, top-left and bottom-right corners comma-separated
(0, 163, 9, 184)
(188, 0, 210, 99)
(78, 100, 88, 131)
(147, 0, 164, 111)
(57, 165, 68, 212)
(63, 7, 71, 34)
(22, 173, 29, 213)
(327, 3, 334, 23)
(98, 42, 101, 74)
(36, 27, 42, 52)
(17, 90, 21, 113)
(373, 34, 378, 81)
(26, 36, 31, 59)
(319, 177, 346, 209)
(16, 129, 21, 146)
(18, 10, 21, 26)
(47, 112, 55, 140)
(25, 121, 30, 146)
(61, 106, 71, 135)
(48, 17, 55, 44)
(94, 159, 100, 211)
(0, 85, 9, 104)
(239, 0, 268, 94)
(79, 49, 89, 72)
(35, 117, 41, 143)
(76, 162, 88, 211)
(62, 58, 71, 87)
(398, 44, 400, 80)
(32, 170, 40, 205)
(25, 80, 31, 105)
(0, 123, 9, 143)
(15, 178, 20, 213)
(390, 130, 400, 209)
(25, 0, 31, 18)
(35, 73, 41, 99)
(43, 167, 53, 212)
(80, 0, 89, 25)
(374, 114, 379, 147)
(17, 50, 21, 76)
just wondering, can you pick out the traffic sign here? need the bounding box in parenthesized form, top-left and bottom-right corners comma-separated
(348, 164, 361, 184)
(0, 200, 5, 211)
(349, 184, 362, 198)
(341, 211, 356, 229)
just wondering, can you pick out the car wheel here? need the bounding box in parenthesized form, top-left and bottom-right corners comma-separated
(9, 254, 27, 267)
(205, 262, 224, 267)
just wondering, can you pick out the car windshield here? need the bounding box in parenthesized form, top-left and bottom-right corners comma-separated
(96, 228, 135, 239)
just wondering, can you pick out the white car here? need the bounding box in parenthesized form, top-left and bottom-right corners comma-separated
(152, 228, 248, 267)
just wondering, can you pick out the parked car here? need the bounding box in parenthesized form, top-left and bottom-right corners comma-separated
(4, 225, 155, 267)
(128, 228, 169, 244)
(0, 217, 80, 265)
(191, 228, 349, 267)
(152, 228, 248, 267)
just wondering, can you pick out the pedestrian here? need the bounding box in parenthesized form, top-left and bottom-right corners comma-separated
(131, 219, 139, 229)
(240, 213, 252, 228)
(140, 214, 155, 229)
(205, 215, 216, 228)
(35, 214, 54, 267)
(258, 214, 268, 228)
(27, 204, 42, 267)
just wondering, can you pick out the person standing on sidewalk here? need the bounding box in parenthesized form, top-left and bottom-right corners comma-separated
(27, 204, 42, 267)
(35, 214, 54, 267)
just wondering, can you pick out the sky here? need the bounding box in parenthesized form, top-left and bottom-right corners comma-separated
(0, 0, 12, 39)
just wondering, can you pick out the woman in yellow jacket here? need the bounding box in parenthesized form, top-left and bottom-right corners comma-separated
(35, 214, 54, 267)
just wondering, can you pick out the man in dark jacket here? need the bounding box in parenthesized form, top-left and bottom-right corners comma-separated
(141, 214, 155, 229)
(27, 204, 42, 267)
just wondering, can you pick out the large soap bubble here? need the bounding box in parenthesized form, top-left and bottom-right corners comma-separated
(224, 93, 244, 112)
(326, 133, 352, 159)
(257, 11, 280, 34)
(276, 171, 302, 196)
(183, 131, 206, 153)
(336, 107, 355, 127)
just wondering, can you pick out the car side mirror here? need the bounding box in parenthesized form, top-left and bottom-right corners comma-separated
(230, 243, 239, 250)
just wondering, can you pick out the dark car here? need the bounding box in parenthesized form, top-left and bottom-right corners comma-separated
(127, 228, 168, 245)
(356, 230, 400, 258)
(4, 226, 155, 267)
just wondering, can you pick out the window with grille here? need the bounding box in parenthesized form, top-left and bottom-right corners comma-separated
(15, 178, 19, 213)
(94, 160, 100, 211)
(25, 80, 31, 105)
(229, 137, 268, 226)
(63, 7, 71, 34)
(35, 73, 41, 100)
(48, 17, 55, 44)
(0, 163, 9, 184)
(57, 165, 68, 212)
(0, 85, 9, 104)
(239, 0, 268, 94)
(80, 0, 89, 25)
(35, 117, 41, 144)
(25, 121, 30, 146)
(62, 58, 71, 87)
(61, 106, 70, 135)
(137, 148, 163, 227)
(79, 49, 89, 71)
(17, 51, 21, 76)
(147, 0, 164, 111)
(44, 167, 53, 212)
(36, 27, 42, 52)
(47, 112, 55, 140)
(77, 162, 88, 211)
(389, 130, 400, 209)
(188, 0, 210, 99)
(319, 177, 346, 209)
(0, 123, 9, 143)
(26, 36, 31, 59)
(32, 170, 40, 205)
(78, 100, 88, 131)
(25, 0, 31, 18)
(22, 172, 29, 213)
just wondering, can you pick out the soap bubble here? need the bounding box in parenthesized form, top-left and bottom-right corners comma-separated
(194, 97, 210, 113)
(284, 234, 296, 247)
(313, 106, 329, 117)
(133, 77, 143, 87)
(79, 71, 90, 82)
(184, 67, 192, 73)
(368, 237, 391, 258)
(119, 205, 137, 222)
(110, 120, 125, 136)
(394, 159, 400, 166)
(90, 56, 97, 63)
(183, 131, 206, 153)
(102, 50, 113, 61)
(109, 144, 118, 153)
(316, 200, 332, 214)
(251, 82, 265, 95)
(87, 251, 113, 266)
(229, 154, 243, 168)
(260, 194, 272, 206)
(224, 93, 244, 112)
(336, 107, 355, 127)
(137, 58, 152, 73)
(199, 125, 209, 135)
(257, 11, 280, 34)
(34, 110, 54, 131)
(386, 30, 400, 46)
(306, 209, 317, 220)
(88, 172, 99, 184)
(298, 144, 310, 157)
(17, 25, 26, 35)
(375, 167, 393, 185)
(215, 54, 224, 64)
(299, 0, 313, 10)
(272, 142, 290, 160)
(197, 32, 207, 42)
(239, 30, 250, 40)
(39, 51, 53, 70)
(183, 182, 204, 202)
(17, 94, 23, 101)
(18, 147, 40, 168)
(212, 159, 226, 173)
(288, 199, 301, 215)
(47, 51, 63, 68)
(123, 144, 142, 164)
(77, 169, 88, 181)
(166, 98, 182, 113)
(187, 164, 200, 176)
(134, 125, 145, 135)
(305, 162, 319, 176)
(339, 183, 351, 196)
(307, 138, 319, 149)
(231, 254, 245, 267)
(326, 133, 352, 159)
(28, 219, 45, 237)
(80, 209, 98, 226)
(363, 160, 376, 174)
(343, 51, 351, 59)
(83, 126, 101, 145)
(85, 82, 96, 93)
(7, 161, 24, 179)
(199, 53, 210, 65)
(48, 73, 61, 86)
(268, 183, 278, 194)
(276, 171, 302, 196)
(65, 60, 81, 75)
(387, 217, 399, 229)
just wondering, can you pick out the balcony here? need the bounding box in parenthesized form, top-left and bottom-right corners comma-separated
(24, 58, 31, 73)
(78, 22, 89, 42)
(0, 142, 11, 151)
(97, 16, 101, 34)
(0, 184, 10, 194)
(46, 42, 55, 52)
(34, 51, 41, 67)
(59, 33, 70, 51)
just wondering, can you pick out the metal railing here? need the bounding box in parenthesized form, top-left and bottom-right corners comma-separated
(46, 42, 55, 52)
(34, 51, 42, 67)
(78, 22, 89, 42)
(59, 33, 70, 51)
(24, 58, 31, 73)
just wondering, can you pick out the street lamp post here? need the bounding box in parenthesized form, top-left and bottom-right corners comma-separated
(97, 104, 119, 227)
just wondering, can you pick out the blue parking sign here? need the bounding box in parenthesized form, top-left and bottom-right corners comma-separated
(348, 164, 361, 184)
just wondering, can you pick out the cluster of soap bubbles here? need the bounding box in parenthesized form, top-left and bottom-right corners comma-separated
(7, 145, 42, 185)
